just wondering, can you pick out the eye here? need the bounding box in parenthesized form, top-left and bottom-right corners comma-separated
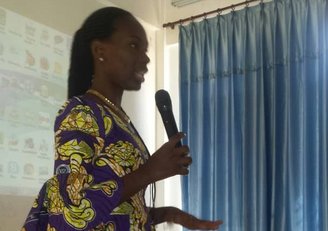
(129, 43, 138, 49)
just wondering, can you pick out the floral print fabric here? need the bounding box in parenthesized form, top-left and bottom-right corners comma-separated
(21, 96, 153, 231)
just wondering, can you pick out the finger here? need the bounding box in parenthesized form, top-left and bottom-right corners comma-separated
(187, 218, 223, 230)
(197, 220, 223, 229)
(179, 165, 190, 175)
(202, 220, 223, 228)
(179, 157, 192, 175)
(175, 145, 190, 156)
(173, 161, 189, 175)
(169, 132, 186, 147)
(180, 156, 192, 166)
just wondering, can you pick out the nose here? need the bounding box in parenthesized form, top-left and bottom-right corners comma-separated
(142, 52, 150, 64)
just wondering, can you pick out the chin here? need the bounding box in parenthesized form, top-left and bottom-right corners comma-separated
(126, 84, 142, 91)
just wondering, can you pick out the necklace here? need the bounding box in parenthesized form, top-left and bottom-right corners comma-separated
(86, 89, 131, 124)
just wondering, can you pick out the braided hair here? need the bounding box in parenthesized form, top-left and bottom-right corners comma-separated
(68, 7, 133, 98)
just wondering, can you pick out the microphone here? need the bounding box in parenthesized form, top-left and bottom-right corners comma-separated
(155, 89, 182, 147)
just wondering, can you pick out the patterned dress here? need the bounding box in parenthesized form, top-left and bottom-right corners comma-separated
(21, 96, 155, 231)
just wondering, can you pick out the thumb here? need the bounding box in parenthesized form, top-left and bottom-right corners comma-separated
(168, 132, 186, 147)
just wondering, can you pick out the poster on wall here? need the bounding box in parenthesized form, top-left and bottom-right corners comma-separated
(0, 7, 71, 196)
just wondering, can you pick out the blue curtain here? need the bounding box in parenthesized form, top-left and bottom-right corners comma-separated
(179, 0, 328, 230)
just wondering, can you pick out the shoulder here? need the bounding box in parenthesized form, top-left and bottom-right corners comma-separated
(56, 95, 102, 116)
(57, 96, 86, 113)
(55, 95, 107, 127)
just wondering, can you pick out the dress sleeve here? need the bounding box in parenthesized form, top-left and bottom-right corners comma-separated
(22, 97, 124, 231)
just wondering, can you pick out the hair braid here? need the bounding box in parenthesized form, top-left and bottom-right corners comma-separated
(67, 7, 133, 98)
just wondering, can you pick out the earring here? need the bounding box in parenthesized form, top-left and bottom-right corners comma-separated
(98, 57, 104, 62)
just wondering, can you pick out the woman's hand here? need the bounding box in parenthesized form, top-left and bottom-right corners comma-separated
(144, 132, 192, 182)
(121, 132, 191, 202)
(171, 208, 223, 230)
(150, 207, 223, 230)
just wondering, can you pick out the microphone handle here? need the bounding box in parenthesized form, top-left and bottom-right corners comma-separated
(161, 109, 182, 147)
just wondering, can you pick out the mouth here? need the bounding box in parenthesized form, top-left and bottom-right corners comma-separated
(135, 69, 147, 83)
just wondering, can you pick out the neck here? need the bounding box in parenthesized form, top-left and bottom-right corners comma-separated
(90, 83, 123, 106)
(86, 89, 130, 124)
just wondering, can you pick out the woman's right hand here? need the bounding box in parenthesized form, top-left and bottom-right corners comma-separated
(121, 132, 192, 202)
(144, 132, 192, 182)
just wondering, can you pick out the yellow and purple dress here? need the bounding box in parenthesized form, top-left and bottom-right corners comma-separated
(21, 96, 154, 231)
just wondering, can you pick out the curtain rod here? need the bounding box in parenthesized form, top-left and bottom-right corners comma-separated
(163, 0, 262, 29)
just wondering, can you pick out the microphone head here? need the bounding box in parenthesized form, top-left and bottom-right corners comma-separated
(155, 89, 172, 111)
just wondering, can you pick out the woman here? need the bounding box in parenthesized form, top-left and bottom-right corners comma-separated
(21, 7, 223, 230)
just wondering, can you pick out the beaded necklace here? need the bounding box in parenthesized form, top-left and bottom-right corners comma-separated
(86, 89, 131, 124)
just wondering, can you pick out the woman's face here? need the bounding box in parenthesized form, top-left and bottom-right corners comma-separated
(94, 16, 150, 92)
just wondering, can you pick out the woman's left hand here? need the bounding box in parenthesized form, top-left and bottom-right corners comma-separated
(172, 208, 223, 230)
(150, 206, 223, 230)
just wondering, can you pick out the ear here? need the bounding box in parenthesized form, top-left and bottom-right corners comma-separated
(90, 40, 106, 59)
